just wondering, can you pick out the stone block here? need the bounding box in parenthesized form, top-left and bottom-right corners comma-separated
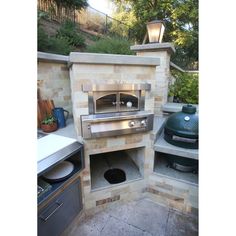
(83, 180, 90, 187)
(76, 64, 115, 73)
(85, 139, 108, 150)
(146, 187, 184, 203)
(155, 181, 173, 191)
(111, 186, 130, 196)
(155, 96, 163, 102)
(96, 195, 120, 206)
(107, 136, 125, 147)
(125, 134, 143, 144)
(63, 95, 71, 101)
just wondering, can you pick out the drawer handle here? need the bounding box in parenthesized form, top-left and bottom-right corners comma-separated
(40, 202, 64, 222)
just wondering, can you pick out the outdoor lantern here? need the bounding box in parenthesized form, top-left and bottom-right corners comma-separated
(146, 20, 165, 43)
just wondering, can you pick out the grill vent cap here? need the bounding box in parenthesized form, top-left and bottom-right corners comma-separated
(182, 104, 196, 114)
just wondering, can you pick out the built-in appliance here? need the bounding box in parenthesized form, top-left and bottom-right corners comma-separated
(81, 83, 154, 139)
(37, 132, 84, 236)
(166, 154, 198, 173)
(83, 83, 150, 114)
(164, 104, 198, 149)
(37, 133, 81, 175)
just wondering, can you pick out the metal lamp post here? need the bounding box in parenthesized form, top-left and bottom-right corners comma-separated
(146, 20, 165, 43)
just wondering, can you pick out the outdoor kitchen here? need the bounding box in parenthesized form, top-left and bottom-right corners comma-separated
(37, 42, 198, 235)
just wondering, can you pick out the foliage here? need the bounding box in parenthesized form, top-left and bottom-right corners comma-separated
(41, 115, 57, 125)
(54, 0, 88, 10)
(47, 36, 75, 55)
(38, 27, 50, 51)
(111, 4, 137, 38)
(37, 10, 49, 21)
(86, 36, 135, 55)
(38, 26, 74, 55)
(168, 71, 198, 104)
(57, 20, 85, 47)
(112, 0, 198, 69)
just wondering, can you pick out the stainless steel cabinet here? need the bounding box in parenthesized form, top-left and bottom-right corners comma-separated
(38, 178, 82, 236)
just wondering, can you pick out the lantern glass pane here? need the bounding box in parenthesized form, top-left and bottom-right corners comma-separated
(146, 22, 165, 43)
(159, 24, 165, 43)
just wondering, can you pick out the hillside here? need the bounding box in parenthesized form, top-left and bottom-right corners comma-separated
(39, 18, 100, 52)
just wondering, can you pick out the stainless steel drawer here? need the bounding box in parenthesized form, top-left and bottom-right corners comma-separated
(38, 178, 82, 236)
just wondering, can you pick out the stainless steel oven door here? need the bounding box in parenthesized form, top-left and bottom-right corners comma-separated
(93, 92, 118, 113)
(93, 91, 140, 114)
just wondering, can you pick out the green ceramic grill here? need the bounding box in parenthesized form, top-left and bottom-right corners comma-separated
(164, 104, 198, 149)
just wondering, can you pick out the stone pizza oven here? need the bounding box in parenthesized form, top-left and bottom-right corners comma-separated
(69, 45, 175, 211)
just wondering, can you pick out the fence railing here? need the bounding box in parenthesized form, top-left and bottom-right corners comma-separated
(38, 0, 75, 22)
(37, 0, 133, 39)
(170, 62, 199, 74)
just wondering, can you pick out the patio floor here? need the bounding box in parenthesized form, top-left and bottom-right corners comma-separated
(62, 198, 198, 236)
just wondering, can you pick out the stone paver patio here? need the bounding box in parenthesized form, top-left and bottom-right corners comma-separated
(63, 198, 198, 236)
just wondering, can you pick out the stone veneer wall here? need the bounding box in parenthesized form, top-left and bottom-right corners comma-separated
(146, 173, 198, 216)
(130, 43, 175, 116)
(37, 50, 198, 216)
(37, 52, 73, 115)
(69, 52, 161, 211)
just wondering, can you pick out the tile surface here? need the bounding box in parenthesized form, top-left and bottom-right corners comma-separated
(62, 198, 198, 236)
(165, 210, 198, 236)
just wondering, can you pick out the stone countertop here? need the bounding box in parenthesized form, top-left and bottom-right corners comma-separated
(162, 102, 199, 113)
(153, 131, 198, 160)
(38, 118, 77, 139)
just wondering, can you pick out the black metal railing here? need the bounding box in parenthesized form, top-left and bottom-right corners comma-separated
(37, 0, 133, 39)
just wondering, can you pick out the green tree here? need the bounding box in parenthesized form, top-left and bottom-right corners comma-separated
(111, 3, 137, 38)
(112, 0, 198, 70)
(54, 0, 88, 10)
(169, 70, 199, 104)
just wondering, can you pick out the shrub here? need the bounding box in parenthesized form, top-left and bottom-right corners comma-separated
(169, 71, 199, 104)
(86, 36, 134, 55)
(38, 27, 50, 52)
(47, 36, 75, 55)
(57, 20, 85, 47)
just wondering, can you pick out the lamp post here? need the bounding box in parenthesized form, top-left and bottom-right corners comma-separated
(146, 20, 165, 43)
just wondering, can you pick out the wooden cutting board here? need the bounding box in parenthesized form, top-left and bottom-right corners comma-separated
(37, 100, 55, 128)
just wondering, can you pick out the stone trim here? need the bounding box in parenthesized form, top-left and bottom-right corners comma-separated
(162, 102, 199, 113)
(96, 195, 120, 206)
(38, 51, 69, 64)
(146, 187, 184, 202)
(69, 52, 160, 66)
(130, 42, 176, 54)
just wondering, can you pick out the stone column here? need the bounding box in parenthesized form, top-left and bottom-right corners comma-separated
(130, 43, 175, 116)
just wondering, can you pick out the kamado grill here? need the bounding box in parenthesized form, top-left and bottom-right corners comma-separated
(164, 104, 198, 149)
(164, 104, 198, 173)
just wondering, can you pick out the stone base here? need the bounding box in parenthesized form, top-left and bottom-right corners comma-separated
(147, 173, 198, 216)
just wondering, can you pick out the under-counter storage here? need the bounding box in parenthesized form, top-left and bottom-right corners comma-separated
(37, 143, 84, 205)
(37, 140, 84, 235)
(154, 152, 198, 185)
(38, 178, 82, 236)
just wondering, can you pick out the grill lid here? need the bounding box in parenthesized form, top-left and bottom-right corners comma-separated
(164, 104, 198, 149)
(164, 104, 198, 138)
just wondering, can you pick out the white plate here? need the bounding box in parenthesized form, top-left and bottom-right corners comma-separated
(43, 161, 74, 181)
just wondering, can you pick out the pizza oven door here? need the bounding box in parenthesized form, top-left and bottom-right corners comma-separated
(93, 91, 140, 114)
